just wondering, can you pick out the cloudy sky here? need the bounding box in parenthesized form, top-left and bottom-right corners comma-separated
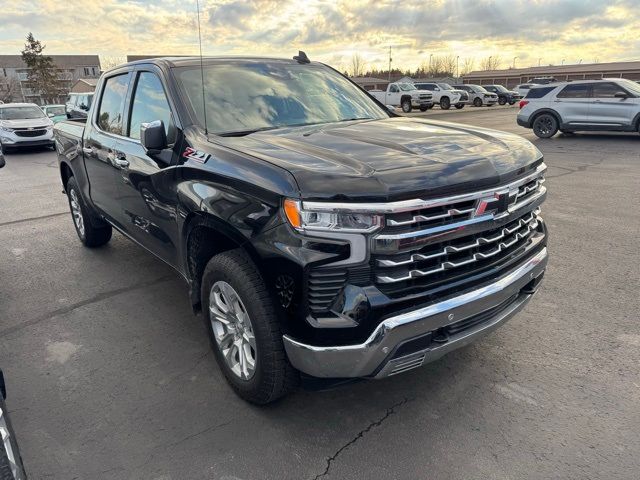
(1, 0, 639, 72)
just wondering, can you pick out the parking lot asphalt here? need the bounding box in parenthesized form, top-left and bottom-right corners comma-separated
(1, 105, 639, 479)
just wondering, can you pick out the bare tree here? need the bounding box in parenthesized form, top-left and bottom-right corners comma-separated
(350, 53, 366, 77)
(100, 56, 127, 72)
(480, 55, 501, 71)
(460, 58, 475, 76)
(0, 76, 21, 103)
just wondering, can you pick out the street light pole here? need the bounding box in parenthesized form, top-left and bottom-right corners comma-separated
(456, 55, 459, 79)
(513, 56, 518, 69)
(429, 53, 433, 75)
(388, 46, 392, 83)
(538, 58, 542, 66)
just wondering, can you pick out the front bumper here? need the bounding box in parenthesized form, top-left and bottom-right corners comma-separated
(0, 130, 54, 147)
(283, 247, 547, 379)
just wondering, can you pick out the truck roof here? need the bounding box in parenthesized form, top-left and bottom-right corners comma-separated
(122, 56, 321, 69)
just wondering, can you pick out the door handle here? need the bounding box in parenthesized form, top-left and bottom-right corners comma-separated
(593, 99, 602, 103)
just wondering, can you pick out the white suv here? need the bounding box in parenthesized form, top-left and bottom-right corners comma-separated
(413, 82, 466, 110)
(0, 103, 55, 151)
(517, 79, 640, 138)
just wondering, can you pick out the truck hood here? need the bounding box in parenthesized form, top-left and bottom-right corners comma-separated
(217, 117, 542, 201)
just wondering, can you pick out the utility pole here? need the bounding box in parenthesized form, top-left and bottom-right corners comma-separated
(561, 59, 565, 65)
(513, 56, 518, 69)
(388, 46, 392, 83)
(456, 55, 459, 79)
(429, 53, 433, 75)
(538, 58, 541, 66)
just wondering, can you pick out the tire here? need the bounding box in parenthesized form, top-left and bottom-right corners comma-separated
(509, 101, 516, 105)
(401, 99, 412, 113)
(66, 177, 112, 247)
(440, 97, 451, 110)
(201, 249, 298, 404)
(419, 105, 428, 112)
(498, 97, 506, 106)
(455, 104, 464, 109)
(473, 97, 483, 107)
(532, 113, 559, 138)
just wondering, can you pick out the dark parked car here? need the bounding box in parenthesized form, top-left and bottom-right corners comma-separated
(0, 370, 28, 479)
(483, 85, 522, 105)
(54, 55, 548, 404)
(65, 92, 94, 119)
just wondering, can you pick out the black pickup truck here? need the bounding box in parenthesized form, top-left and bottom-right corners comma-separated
(54, 55, 548, 404)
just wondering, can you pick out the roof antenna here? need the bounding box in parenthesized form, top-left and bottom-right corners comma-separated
(293, 50, 310, 64)
(196, 0, 208, 134)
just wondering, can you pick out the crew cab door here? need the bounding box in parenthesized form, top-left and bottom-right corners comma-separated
(112, 67, 181, 267)
(589, 82, 636, 126)
(84, 71, 132, 217)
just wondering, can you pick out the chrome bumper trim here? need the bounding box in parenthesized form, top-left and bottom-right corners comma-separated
(283, 247, 547, 378)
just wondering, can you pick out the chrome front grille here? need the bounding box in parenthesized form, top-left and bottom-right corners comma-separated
(376, 210, 540, 284)
(372, 163, 547, 296)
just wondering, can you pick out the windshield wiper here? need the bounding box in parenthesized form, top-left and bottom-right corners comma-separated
(218, 125, 283, 137)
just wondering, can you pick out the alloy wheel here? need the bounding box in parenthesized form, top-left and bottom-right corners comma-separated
(69, 189, 85, 238)
(209, 281, 257, 380)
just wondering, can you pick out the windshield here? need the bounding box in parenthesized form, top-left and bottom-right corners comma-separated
(175, 62, 387, 135)
(46, 106, 66, 115)
(473, 85, 489, 93)
(437, 83, 453, 90)
(0, 106, 46, 120)
(491, 85, 509, 92)
(617, 79, 640, 96)
(397, 83, 416, 91)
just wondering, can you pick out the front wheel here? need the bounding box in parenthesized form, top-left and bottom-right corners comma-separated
(401, 99, 412, 113)
(201, 249, 298, 404)
(440, 97, 451, 110)
(66, 177, 112, 247)
(532, 113, 559, 138)
(455, 104, 464, 109)
(473, 97, 483, 107)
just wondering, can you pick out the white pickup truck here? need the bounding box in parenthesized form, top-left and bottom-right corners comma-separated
(370, 82, 434, 113)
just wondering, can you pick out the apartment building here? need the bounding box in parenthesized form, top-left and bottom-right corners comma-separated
(0, 55, 100, 105)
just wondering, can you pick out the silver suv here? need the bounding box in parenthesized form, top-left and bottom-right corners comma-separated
(517, 79, 640, 138)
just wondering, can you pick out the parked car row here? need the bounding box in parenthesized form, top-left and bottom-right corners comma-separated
(371, 81, 525, 112)
(517, 78, 640, 138)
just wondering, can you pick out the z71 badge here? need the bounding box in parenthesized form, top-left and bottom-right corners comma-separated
(183, 147, 211, 164)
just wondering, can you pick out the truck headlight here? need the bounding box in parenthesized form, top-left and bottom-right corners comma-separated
(284, 199, 382, 233)
(0, 126, 14, 133)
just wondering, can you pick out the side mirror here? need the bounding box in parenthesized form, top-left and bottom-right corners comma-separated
(614, 92, 628, 99)
(47, 112, 55, 117)
(386, 105, 396, 113)
(140, 120, 168, 155)
(434, 87, 440, 91)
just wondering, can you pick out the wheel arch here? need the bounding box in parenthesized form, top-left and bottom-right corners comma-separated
(183, 212, 264, 312)
(530, 108, 563, 126)
(400, 94, 412, 104)
(60, 160, 74, 192)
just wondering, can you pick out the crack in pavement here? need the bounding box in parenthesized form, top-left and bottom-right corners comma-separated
(545, 158, 603, 180)
(311, 398, 411, 480)
(0, 211, 68, 228)
(0, 274, 176, 338)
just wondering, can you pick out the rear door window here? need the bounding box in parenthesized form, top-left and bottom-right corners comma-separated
(97, 73, 130, 135)
(557, 84, 590, 98)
